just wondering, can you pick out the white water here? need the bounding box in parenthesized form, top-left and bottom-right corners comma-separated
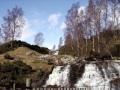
(45, 65, 70, 87)
(75, 64, 107, 87)
(75, 63, 111, 90)
(45, 61, 120, 89)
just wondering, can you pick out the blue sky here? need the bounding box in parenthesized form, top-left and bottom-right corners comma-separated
(0, 0, 88, 49)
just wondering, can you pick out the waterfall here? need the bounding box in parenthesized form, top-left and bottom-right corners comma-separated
(75, 63, 109, 87)
(45, 65, 70, 87)
(75, 62, 120, 89)
(44, 61, 120, 89)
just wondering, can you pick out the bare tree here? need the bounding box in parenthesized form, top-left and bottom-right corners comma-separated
(34, 32, 44, 46)
(1, 6, 25, 42)
(34, 32, 44, 47)
(0, 28, 2, 44)
(94, 0, 103, 53)
(81, 10, 90, 55)
(103, 0, 108, 30)
(63, 0, 120, 57)
(65, 2, 85, 56)
(108, 0, 120, 41)
(58, 37, 63, 49)
(83, 15, 89, 55)
(86, 0, 96, 51)
(64, 32, 74, 55)
(52, 45, 56, 51)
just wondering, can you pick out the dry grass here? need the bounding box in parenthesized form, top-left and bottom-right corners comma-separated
(8, 47, 41, 56)
(0, 55, 6, 63)
(0, 46, 53, 72)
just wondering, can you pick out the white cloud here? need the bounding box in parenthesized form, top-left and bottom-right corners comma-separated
(48, 13, 61, 28)
(78, 6, 85, 14)
(20, 18, 36, 41)
(20, 12, 64, 48)
(20, 12, 62, 43)
(60, 22, 66, 30)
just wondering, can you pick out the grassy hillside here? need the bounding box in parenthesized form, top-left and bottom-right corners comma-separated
(0, 41, 54, 88)
(0, 40, 49, 54)
(0, 46, 53, 71)
(0, 41, 53, 72)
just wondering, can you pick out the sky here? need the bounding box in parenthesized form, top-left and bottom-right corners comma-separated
(0, 0, 88, 49)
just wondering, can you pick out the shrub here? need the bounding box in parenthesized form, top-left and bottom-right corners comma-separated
(86, 49, 112, 61)
(47, 59, 54, 65)
(31, 69, 53, 87)
(100, 51, 112, 60)
(13, 60, 32, 74)
(0, 61, 32, 86)
(110, 44, 120, 57)
(4, 53, 14, 60)
(86, 50, 100, 61)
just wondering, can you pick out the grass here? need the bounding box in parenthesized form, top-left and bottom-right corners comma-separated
(0, 55, 6, 63)
(8, 47, 41, 56)
(31, 61, 53, 72)
(0, 46, 54, 73)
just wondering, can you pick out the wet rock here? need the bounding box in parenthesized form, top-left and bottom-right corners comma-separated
(69, 62, 85, 87)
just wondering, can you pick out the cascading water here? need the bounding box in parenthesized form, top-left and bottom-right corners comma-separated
(45, 65, 70, 87)
(44, 61, 120, 90)
(75, 63, 110, 90)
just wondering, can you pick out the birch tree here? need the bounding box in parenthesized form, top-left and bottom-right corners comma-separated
(86, 0, 96, 51)
(34, 32, 44, 47)
(1, 6, 25, 42)
(58, 37, 63, 49)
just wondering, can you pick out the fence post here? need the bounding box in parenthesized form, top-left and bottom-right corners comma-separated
(26, 78, 32, 90)
(13, 83, 16, 90)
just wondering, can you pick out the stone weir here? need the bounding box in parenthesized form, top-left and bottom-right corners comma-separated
(44, 61, 120, 90)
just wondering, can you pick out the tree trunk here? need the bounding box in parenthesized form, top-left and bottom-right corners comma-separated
(85, 38, 88, 55)
(97, 34, 100, 53)
(92, 35, 95, 51)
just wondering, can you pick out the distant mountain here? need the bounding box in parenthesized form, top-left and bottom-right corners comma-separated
(0, 40, 49, 54)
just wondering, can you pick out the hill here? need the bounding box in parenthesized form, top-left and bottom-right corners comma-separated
(0, 41, 55, 87)
(0, 40, 49, 54)
(0, 40, 54, 73)
(7, 46, 53, 71)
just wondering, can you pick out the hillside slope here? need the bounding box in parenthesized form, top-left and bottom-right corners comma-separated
(0, 40, 49, 54)
(2, 46, 53, 71)
(0, 41, 53, 72)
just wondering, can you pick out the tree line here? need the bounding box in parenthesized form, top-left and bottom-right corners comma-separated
(59, 0, 120, 57)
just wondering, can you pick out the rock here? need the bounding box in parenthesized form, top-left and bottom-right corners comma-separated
(38, 54, 76, 65)
(60, 55, 75, 64)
